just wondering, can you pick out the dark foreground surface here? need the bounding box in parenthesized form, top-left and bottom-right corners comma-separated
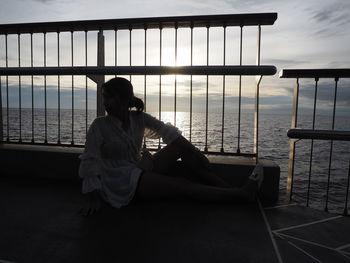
(0, 177, 349, 263)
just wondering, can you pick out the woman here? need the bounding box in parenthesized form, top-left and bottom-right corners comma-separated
(79, 77, 263, 216)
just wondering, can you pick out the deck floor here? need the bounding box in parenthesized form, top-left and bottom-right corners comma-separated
(0, 178, 349, 263)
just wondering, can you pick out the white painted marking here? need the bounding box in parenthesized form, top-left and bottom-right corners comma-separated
(274, 215, 342, 233)
(258, 199, 284, 263)
(276, 232, 336, 251)
(336, 243, 350, 251)
(264, 203, 298, 210)
(286, 240, 323, 263)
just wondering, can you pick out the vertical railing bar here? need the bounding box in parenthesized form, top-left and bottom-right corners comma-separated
(5, 34, 9, 142)
(0, 76, 4, 144)
(174, 24, 178, 127)
(57, 31, 61, 144)
(18, 33, 22, 142)
(189, 26, 193, 143)
(204, 25, 209, 153)
(158, 26, 162, 149)
(344, 160, 350, 216)
(0, 76, 2, 142)
(221, 25, 226, 153)
(142, 26, 147, 150)
(44, 32, 47, 143)
(71, 31, 74, 145)
(30, 33, 34, 143)
(254, 25, 262, 162)
(0, 75, 2, 141)
(287, 78, 300, 202)
(115, 28, 118, 78)
(85, 30, 88, 137)
(306, 77, 319, 206)
(325, 77, 339, 212)
(129, 27, 132, 81)
(237, 25, 243, 154)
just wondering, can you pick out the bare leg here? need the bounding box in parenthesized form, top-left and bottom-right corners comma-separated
(152, 141, 231, 188)
(136, 171, 250, 202)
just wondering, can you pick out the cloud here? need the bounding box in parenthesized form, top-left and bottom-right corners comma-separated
(308, 0, 350, 37)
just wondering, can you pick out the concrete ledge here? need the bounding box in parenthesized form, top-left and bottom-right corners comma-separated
(0, 143, 279, 203)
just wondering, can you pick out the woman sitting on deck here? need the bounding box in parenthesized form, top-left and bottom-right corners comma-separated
(79, 77, 263, 216)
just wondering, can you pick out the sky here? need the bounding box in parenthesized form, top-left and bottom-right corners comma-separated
(0, 0, 349, 115)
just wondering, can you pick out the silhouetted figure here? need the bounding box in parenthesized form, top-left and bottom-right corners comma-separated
(79, 77, 263, 216)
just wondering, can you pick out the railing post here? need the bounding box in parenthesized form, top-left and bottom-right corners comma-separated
(287, 78, 300, 202)
(254, 25, 262, 163)
(0, 76, 3, 142)
(96, 29, 105, 117)
(254, 76, 262, 163)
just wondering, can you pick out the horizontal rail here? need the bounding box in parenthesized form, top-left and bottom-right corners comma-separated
(288, 129, 350, 141)
(279, 69, 350, 78)
(0, 65, 276, 76)
(0, 13, 277, 34)
(0, 141, 257, 157)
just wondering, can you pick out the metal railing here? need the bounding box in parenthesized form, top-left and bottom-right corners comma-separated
(280, 68, 350, 215)
(0, 13, 277, 158)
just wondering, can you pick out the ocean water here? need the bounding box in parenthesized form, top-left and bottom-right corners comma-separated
(1, 108, 350, 214)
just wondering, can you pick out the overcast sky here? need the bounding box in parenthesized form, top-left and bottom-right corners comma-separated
(0, 0, 349, 114)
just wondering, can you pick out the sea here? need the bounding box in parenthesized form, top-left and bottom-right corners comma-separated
(2, 108, 350, 214)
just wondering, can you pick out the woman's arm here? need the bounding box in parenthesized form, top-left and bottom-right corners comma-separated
(80, 190, 101, 216)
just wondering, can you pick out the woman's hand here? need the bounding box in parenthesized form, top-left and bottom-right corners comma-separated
(80, 190, 101, 216)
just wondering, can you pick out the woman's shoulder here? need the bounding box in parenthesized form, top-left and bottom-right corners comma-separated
(90, 116, 108, 128)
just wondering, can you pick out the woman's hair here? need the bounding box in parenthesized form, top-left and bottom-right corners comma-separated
(102, 77, 144, 112)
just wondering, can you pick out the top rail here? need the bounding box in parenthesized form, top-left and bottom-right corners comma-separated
(287, 129, 350, 141)
(0, 13, 277, 34)
(280, 68, 350, 78)
(0, 65, 277, 76)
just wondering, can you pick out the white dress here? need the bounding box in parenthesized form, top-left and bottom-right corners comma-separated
(79, 111, 181, 208)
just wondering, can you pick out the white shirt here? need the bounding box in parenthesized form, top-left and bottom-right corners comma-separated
(79, 111, 181, 208)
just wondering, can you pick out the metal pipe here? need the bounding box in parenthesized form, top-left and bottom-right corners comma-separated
(31, 33, 34, 143)
(221, 26, 226, 153)
(85, 30, 88, 136)
(71, 31, 74, 145)
(0, 65, 277, 76)
(18, 33, 22, 142)
(307, 78, 319, 206)
(158, 26, 162, 149)
(287, 78, 300, 202)
(143, 27, 147, 150)
(325, 77, 339, 212)
(253, 25, 261, 163)
(129, 27, 132, 81)
(189, 26, 193, 143)
(237, 25, 243, 154)
(344, 160, 350, 216)
(174, 25, 178, 126)
(204, 25, 209, 153)
(44, 32, 47, 143)
(5, 34, 9, 142)
(0, 76, 3, 142)
(115, 29, 118, 78)
(57, 31, 61, 144)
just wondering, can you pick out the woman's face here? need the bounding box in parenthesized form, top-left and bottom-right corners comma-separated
(103, 91, 129, 117)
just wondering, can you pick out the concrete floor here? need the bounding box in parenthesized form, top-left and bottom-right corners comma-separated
(1, 177, 349, 263)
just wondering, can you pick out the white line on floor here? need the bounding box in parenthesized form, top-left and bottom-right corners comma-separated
(274, 215, 342, 233)
(258, 199, 284, 263)
(286, 239, 323, 263)
(275, 232, 336, 251)
(336, 243, 350, 251)
(264, 203, 298, 210)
